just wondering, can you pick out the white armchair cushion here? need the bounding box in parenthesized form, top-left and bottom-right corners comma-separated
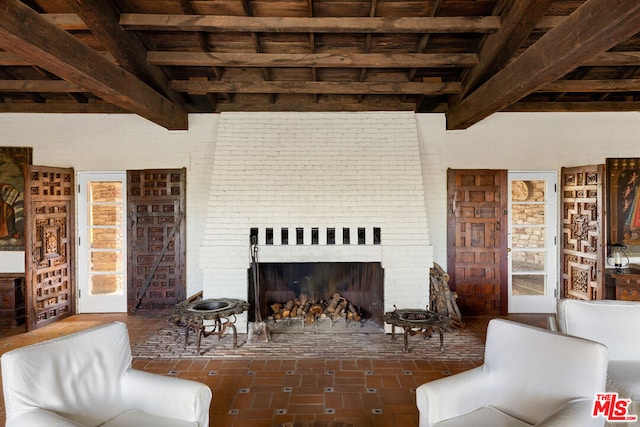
(119, 369, 211, 423)
(608, 361, 640, 402)
(432, 406, 531, 427)
(101, 410, 198, 427)
(2, 322, 211, 427)
(552, 298, 640, 425)
(3, 409, 85, 427)
(417, 319, 608, 427)
(556, 299, 640, 361)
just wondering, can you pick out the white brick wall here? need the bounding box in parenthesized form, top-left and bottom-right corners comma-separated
(200, 111, 432, 331)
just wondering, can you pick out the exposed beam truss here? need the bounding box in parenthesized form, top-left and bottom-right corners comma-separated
(0, 0, 187, 129)
(170, 80, 461, 95)
(119, 14, 501, 33)
(147, 52, 478, 68)
(446, 0, 640, 130)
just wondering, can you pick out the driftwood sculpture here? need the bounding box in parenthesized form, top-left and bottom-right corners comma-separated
(429, 262, 464, 329)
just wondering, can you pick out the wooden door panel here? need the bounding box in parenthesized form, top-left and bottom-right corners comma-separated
(448, 169, 507, 315)
(561, 165, 604, 300)
(127, 169, 186, 312)
(24, 166, 75, 330)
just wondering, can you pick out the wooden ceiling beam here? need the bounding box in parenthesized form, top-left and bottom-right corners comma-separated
(0, 0, 187, 130)
(506, 101, 640, 112)
(214, 96, 422, 112)
(446, 0, 640, 130)
(39, 13, 568, 33)
(0, 52, 35, 66)
(14, 49, 640, 70)
(0, 51, 116, 66)
(148, 52, 478, 68)
(540, 79, 640, 92)
(170, 79, 461, 95)
(407, 0, 442, 84)
(455, 0, 554, 100)
(45, 13, 566, 33)
(68, 0, 185, 107)
(0, 80, 85, 92)
(241, 0, 274, 102)
(583, 52, 640, 67)
(40, 13, 86, 30)
(0, 102, 127, 113)
(120, 14, 501, 33)
(176, 0, 225, 86)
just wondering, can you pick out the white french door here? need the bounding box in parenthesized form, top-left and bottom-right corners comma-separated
(77, 172, 127, 313)
(508, 171, 558, 313)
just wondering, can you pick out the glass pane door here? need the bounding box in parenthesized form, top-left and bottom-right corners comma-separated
(77, 172, 127, 312)
(508, 172, 557, 313)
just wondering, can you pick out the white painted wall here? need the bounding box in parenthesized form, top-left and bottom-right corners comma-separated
(0, 113, 219, 298)
(2, 111, 640, 309)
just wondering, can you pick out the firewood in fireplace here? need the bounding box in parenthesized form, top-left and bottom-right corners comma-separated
(291, 303, 300, 318)
(281, 300, 295, 318)
(299, 294, 308, 307)
(300, 301, 310, 317)
(324, 292, 342, 314)
(333, 298, 348, 319)
(347, 303, 361, 322)
(270, 303, 281, 315)
(270, 294, 365, 324)
(309, 304, 323, 322)
(305, 311, 315, 325)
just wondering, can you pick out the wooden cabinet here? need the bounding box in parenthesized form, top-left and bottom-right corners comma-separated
(0, 274, 25, 327)
(607, 269, 640, 301)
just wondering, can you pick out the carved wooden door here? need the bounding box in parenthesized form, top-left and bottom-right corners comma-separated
(560, 165, 605, 300)
(24, 166, 75, 331)
(447, 169, 508, 315)
(127, 169, 186, 312)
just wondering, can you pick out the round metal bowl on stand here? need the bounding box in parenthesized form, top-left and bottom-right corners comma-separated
(171, 297, 250, 354)
(383, 307, 451, 353)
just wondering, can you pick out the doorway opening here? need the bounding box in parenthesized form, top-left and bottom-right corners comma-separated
(508, 171, 558, 313)
(77, 172, 127, 313)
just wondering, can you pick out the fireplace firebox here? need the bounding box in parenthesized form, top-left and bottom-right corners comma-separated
(248, 262, 384, 330)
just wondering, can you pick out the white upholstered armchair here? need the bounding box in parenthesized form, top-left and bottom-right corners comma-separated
(416, 319, 608, 427)
(549, 299, 640, 427)
(1, 321, 212, 427)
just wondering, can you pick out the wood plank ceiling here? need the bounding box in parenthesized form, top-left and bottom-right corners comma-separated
(1, 0, 640, 130)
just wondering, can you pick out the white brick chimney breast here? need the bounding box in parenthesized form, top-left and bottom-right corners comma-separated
(199, 112, 433, 332)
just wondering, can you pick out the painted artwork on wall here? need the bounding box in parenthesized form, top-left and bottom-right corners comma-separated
(0, 147, 32, 251)
(607, 158, 640, 255)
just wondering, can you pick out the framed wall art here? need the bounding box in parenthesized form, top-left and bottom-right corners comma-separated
(606, 157, 640, 255)
(0, 147, 32, 251)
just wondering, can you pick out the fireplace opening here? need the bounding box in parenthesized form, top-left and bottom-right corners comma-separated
(248, 262, 384, 332)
